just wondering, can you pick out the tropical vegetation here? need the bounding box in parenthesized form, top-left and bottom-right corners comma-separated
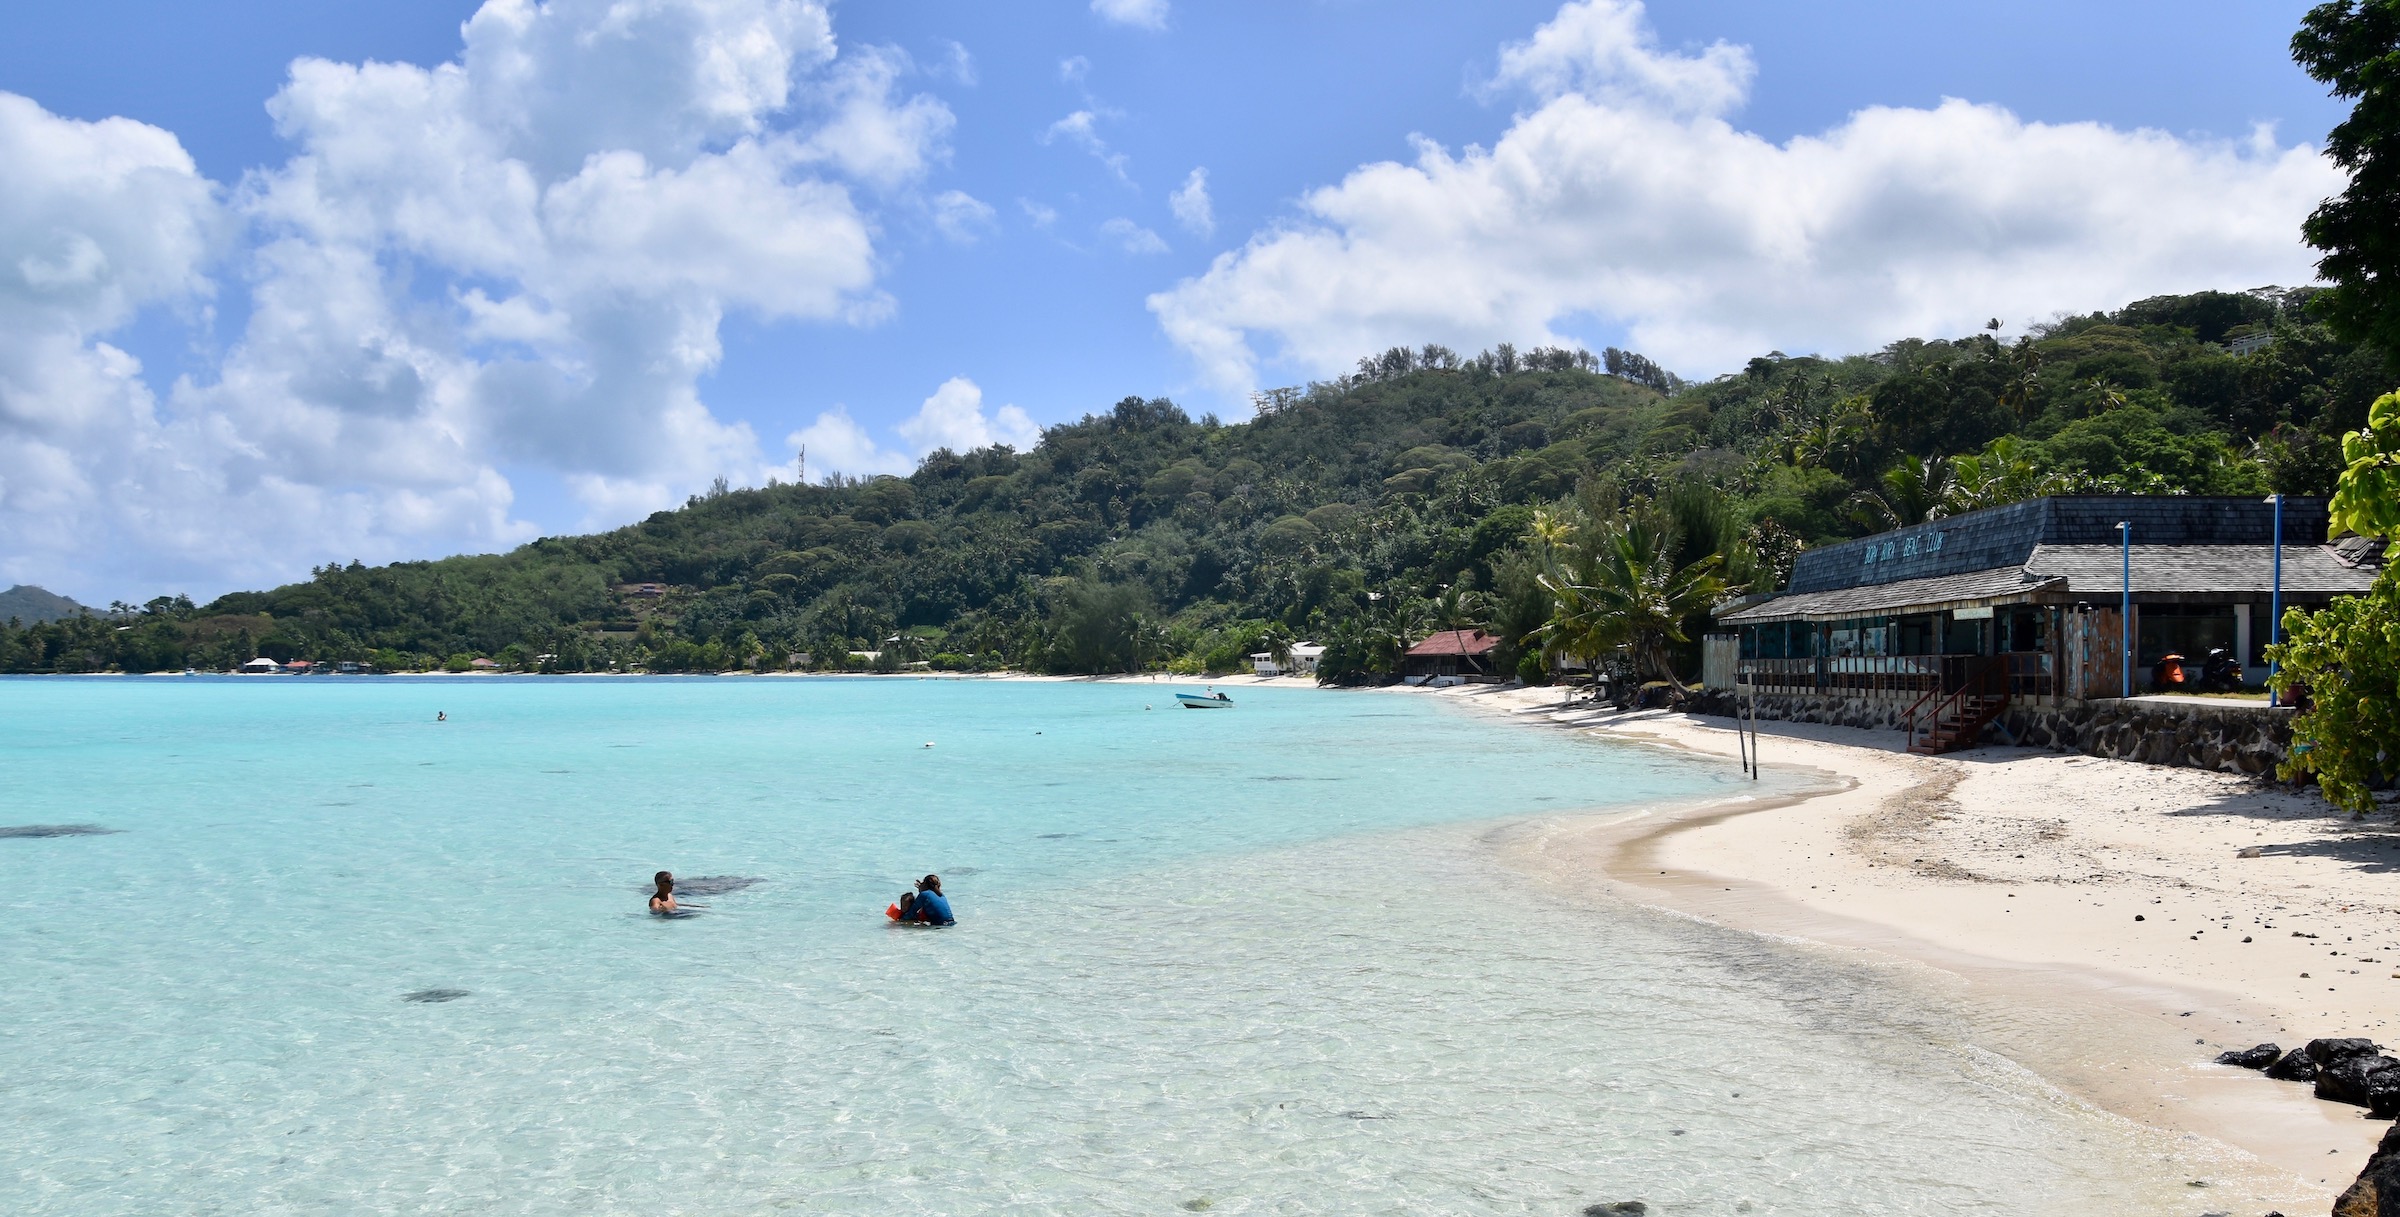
(3, 288, 2385, 683)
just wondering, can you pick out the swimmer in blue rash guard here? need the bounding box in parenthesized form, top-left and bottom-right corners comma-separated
(912, 874, 955, 925)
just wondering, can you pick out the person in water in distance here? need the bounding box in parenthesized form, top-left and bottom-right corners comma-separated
(912, 874, 954, 925)
(649, 871, 676, 915)
(887, 874, 954, 925)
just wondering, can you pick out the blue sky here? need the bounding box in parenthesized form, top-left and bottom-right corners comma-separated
(0, 0, 2351, 602)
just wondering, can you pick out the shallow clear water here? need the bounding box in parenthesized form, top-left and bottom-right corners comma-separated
(3, 678, 2228, 1214)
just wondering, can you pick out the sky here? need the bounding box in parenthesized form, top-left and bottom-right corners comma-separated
(0, 0, 2353, 605)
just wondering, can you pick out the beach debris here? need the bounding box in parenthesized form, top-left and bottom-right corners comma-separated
(2214, 1043, 2282, 1069)
(401, 988, 470, 1003)
(2335, 1119, 2400, 1216)
(0, 824, 120, 838)
(1582, 1203, 1648, 1216)
(2237, 845, 2262, 858)
(2134, 914, 2145, 921)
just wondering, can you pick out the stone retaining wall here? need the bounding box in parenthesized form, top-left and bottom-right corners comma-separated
(1694, 690, 2291, 776)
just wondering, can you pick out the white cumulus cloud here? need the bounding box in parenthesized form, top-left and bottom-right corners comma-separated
(0, 0, 962, 600)
(1090, 0, 1168, 31)
(1100, 217, 1170, 255)
(1150, 0, 2340, 397)
(930, 189, 998, 243)
(1043, 108, 1130, 183)
(1484, 0, 1751, 115)
(1169, 167, 1214, 235)
(788, 405, 910, 479)
(896, 376, 1039, 453)
(790, 376, 1038, 480)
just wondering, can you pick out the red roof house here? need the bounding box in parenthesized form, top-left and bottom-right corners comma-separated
(1402, 630, 1499, 680)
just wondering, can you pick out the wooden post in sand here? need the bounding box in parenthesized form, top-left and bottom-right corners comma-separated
(1735, 672, 1750, 775)
(1745, 678, 1760, 780)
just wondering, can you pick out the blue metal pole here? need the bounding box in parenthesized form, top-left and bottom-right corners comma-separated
(2269, 495, 2283, 708)
(2119, 521, 2132, 699)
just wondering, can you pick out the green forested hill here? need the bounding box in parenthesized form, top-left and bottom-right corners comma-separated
(0, 585, 88, 625)
(3, 288, 2387, 677)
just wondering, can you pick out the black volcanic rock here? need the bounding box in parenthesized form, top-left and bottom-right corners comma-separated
(2264, 1047, 2321, 1082)
(2369, 1066, 2400, 1120)
(2335, 1120, 2400, 1217)
(2318, 1054, 2400, 1107)
(2308, 1037, 2384, 1068)
(2214, 1042, 2281, 1069)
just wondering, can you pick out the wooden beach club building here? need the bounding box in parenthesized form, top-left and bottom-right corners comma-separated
(1709, 496, 2381, 753)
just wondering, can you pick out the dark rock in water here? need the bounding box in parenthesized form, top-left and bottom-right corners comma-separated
(2319, 1054, 2400, 1108)
(0, 824, 119, 838)
(2214, 1042, 2281, 1069)
(2264, 1048, 2320, 1082)
(2308, 1037, 2383, 1068)
(401, 988, 470, 1003)
(644, 875, 764, 898)
(2335, 1119, 2400, 1217)
(1582, 1204, 1647, 1216)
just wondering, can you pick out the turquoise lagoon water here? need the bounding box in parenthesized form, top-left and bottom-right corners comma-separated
(2, 678, 2230, 1214)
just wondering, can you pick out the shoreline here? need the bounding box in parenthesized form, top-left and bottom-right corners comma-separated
(1432, 682, 2395, 1208)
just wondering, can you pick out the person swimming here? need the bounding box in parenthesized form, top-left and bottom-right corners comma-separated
(436, 711, 446, 721)
(649, 871, 676, 915)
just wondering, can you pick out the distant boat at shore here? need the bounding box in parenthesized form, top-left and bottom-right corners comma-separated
(1175, 691, 1233, 709)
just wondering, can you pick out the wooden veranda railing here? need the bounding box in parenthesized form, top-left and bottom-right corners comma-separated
(1740, 653, 2052, 702)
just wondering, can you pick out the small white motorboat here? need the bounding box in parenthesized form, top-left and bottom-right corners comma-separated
(1175, 691, 1234, 709)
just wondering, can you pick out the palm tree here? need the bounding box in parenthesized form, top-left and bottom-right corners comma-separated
(2081, 376, 2128, 414)
(1999, 338, 2043, 421)
(1257, 622, 1296, 672)
(1429, 584, 1489, 633)
(1532, 508, 1730, 702)
(1846, 456, 1957, 530)
(1947, 435, 2085, 512)
(1366, 593, 1431, 671)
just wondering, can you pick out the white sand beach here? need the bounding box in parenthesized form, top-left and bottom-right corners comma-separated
(1418, 681, 2397, 1206)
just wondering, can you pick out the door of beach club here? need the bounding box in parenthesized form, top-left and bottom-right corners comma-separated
(2063, 607, 2126, 700)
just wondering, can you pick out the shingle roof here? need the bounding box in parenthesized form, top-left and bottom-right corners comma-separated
(2025, 544, 2379, 596)
(1407, 629, 1497, 656)
(1723, 542, 2380, 624)
(1783, 495, 2337, 594)
(1720, 567, 2062, 624)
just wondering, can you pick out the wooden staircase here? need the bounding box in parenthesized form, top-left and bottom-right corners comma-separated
(1905, 657, 2011, 755)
